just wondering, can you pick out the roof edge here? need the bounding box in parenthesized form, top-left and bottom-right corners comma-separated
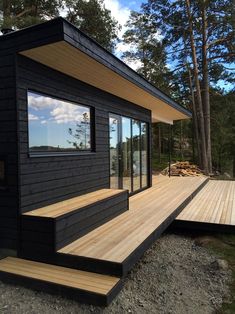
(0, 17, 192, 119)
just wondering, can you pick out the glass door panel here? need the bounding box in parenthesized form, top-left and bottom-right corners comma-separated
(122, 117, 132, 192)
(132, 120, 141, 191)
(109, 113, 149, 193)
(141, 122, 148, 188)
(109, 115, 120, 189)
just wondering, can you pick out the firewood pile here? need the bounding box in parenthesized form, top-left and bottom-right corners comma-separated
(162, 161, 205, 177)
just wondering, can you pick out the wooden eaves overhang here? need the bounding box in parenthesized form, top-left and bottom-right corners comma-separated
(1, 17, 191, 124)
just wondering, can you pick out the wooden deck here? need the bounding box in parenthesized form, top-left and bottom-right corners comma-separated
(58, 175, 208, 275)
(174, 180, 235, 232)
(0, 176, 209, 304)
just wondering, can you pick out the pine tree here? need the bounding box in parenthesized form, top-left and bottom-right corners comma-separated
(0, 0, 62, 29)
(65, 0, 120, 51)
(122, 10, 172, 93)
(142, 0, 235, 174)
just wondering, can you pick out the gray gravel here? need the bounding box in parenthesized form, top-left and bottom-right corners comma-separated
(0, 234, 232, 314)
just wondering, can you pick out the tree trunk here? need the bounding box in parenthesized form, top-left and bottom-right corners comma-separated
(187, 65, 202, 167)
(185, 0, 209, 175)
(179, 121, 184, 160)
(158, 124, 161, 163)
(201, 2, 212, 173)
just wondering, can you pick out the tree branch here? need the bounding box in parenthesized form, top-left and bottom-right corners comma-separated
(208, 53, 235, 61)
(207, 35, 233, 48)
(16, 7, 35, 18)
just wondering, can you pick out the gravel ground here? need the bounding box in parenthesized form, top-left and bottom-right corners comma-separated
(0, 234, 232, 314)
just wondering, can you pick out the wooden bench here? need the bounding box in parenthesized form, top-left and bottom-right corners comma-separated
(21, 188, 128, 254)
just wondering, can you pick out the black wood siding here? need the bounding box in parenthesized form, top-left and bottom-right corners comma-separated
(17, 55, 151, 213)
(0, 53, 18, 249)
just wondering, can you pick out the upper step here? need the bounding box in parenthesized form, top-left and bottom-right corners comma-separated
(23, 189, 126, 218)
(0, 257, 122, 306)
(21, 188, 129, 253)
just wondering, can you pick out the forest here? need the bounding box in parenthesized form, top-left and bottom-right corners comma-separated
(1, 0, 234, 178)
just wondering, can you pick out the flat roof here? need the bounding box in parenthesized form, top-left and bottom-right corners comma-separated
(0, 17, 191, 123)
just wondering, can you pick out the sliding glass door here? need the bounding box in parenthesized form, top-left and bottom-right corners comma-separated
(109, 114, 149, 193)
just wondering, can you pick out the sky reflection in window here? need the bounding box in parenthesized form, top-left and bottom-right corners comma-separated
(28, 91, 91, 152)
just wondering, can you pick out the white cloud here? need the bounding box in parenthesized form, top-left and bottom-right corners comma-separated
(103, 0, 130, 37)
(125, 59, 143, 71)
(103, 1, 144, 70)
(50, 103, 87, 124)
(28, 94, 58, 111)
(103, 0, 135, 64)
(28, 113, 39, 121)
(28, 93, 89, 124)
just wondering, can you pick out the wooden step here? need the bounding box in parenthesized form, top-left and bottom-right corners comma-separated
(0, 257, 122, 306)
(21, 188, 128, 254)
(54, 177, 209, 276)
(23, 177, 208, 277)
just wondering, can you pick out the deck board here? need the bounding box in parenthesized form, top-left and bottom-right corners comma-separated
(176, 180, 235, 229)
(59, 176, 207, 263)
(0, 257, 120, 294)
(0, 257, 123, 306)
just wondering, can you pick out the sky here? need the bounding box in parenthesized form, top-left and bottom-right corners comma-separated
(103, 0, 145, 69)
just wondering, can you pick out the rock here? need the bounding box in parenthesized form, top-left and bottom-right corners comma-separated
(211, 259, 229, 271)
(194, 236, 215, 247)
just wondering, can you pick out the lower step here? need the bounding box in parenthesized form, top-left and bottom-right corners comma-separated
(0, 257, 122, 306)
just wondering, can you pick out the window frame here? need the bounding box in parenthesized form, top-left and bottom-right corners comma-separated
(27, 89, 95, 157)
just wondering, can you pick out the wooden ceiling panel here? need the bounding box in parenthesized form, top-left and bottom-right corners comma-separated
(20, 41, 189, 123)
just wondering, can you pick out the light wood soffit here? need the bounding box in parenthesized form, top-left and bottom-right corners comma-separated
(20, 41, 189, 123)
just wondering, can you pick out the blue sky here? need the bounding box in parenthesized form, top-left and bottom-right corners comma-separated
(118, 0, 143, 10)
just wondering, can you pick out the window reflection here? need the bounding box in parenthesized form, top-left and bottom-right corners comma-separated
(109, 114, 149, 193)
(122, 117, 132, 191)
(28, 91, 91, 153)
(109, 116, 119, 189)
(141, 122, 148, 188)
(132, 120, 141, 191)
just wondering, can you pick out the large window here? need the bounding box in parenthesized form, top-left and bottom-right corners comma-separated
(28, 91, 91, 154)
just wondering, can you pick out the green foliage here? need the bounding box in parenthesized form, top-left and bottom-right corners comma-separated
(0, 0, 62, 29)
(65, 0, 120, 51)
(211, 88, 235, 177)
(0, 0, 119, 52)
(122, 10, 172, 93)
(152, 119, 194, 171)
(143, 0, 235, 84)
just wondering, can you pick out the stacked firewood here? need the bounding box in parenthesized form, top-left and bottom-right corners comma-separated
(162, 161, 205, 177)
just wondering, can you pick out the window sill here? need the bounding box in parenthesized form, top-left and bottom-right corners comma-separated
(28, 151, 96, 158)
